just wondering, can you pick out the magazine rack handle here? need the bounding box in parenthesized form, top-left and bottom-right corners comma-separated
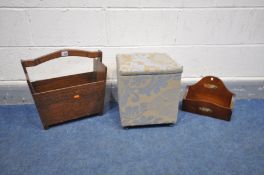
(21, 49, 102, 68)
(20, 49, 103, 94)
(189, 76, 234, 97)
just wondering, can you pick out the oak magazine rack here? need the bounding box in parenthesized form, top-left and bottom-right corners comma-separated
(21, 49, 107, 129)
(182, 76, 235, 121)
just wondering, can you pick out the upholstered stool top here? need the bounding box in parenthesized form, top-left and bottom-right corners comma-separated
(117, 53, 183, 76)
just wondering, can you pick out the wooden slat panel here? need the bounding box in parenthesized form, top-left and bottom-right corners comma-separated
(32, 72, 97, 93)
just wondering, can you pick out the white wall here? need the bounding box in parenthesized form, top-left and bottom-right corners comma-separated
(1, 0, 264, 83)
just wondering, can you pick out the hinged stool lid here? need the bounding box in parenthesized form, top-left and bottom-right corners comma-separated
(117, 53, 183, 76)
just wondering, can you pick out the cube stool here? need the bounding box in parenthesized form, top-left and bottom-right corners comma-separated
(116, 53, 183, 127)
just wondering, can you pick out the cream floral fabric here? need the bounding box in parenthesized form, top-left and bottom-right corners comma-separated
(116, 53, 183, 127)
(118, 74, 181, 127)
(117, 53, 183, 75)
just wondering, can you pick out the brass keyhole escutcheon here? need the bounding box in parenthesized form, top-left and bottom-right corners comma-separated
(74, 94, 80, 99)
(204, 83, 218, 89)
(199, 106, 213, 113)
